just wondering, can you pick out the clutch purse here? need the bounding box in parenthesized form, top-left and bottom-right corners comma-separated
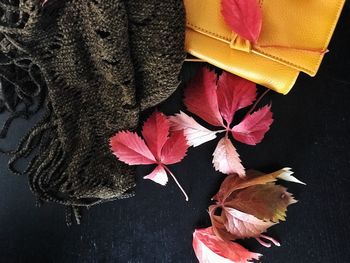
(184, 0, 345, 94)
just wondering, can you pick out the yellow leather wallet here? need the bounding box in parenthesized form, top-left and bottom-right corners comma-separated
(184, 0, 345, 94)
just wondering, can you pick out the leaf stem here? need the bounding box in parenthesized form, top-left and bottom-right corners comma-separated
(163, 165, 189, 201)
(245, 89, 270, 117)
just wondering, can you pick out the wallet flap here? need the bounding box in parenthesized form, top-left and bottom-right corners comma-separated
(186, 29, 300, 94)
(185, 0, 345, 76)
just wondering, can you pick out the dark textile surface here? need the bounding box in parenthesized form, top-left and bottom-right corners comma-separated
(0, 0, 185, 209)
(0, 2, 350, 263)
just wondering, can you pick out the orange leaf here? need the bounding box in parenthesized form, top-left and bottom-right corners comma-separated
(228, 184, 297, 222)
(210, 168, 305, 243)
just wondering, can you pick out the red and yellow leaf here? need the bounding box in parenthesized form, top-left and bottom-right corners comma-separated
(227, 184, 297, 222)
(209, 168, 304, 246)
(213, 168, 303, 204)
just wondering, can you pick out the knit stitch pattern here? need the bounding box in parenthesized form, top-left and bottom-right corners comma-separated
(0, 0, 185, 214)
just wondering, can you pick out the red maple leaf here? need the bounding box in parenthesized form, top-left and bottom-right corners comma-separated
(170, 68, 273, 177)
(110, 111, 189, 200)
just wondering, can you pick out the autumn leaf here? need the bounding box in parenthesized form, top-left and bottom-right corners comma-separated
(232, 105, 273, 145)
(210, 168, 305, 247)
(184, 68, 223, 127)
(161, 131, 188, 165)
(170, 68, 273, 176)
(169, 111, 219, 147)
(229, 184, 297, 222)
(142, 110, 170, 160)
(217, 72, 256, 125)
(213, 168, 305, 203)
(212, 136, 245, 177)
(110, 111, 189, 200)
(143, 165, 168, 186)
(193, 227, 262, 263)
(221, 0, 263, 43)
(109, 131, 156, 165)
(224, 206, 275, 239)
(208, 204, 278, 247)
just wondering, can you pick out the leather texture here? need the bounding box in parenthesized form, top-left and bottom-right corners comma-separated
(185, 0, 345, 94)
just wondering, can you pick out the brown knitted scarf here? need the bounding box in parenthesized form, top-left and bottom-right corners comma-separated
(0, 0, 185, 219)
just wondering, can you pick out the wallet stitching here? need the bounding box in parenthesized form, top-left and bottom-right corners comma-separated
(188, 47, 300, 93)
(254, 0, 344, 75)
(187, 22, 312, 73)
(187, 22, 232, 42)
(252, 49, 313, 74)
(186, 0, 344, 75)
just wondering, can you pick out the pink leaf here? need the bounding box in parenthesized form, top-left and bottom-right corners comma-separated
(110, 131, 156, 165)
(184, 68, 224, 127)
(161, 131, 189, 165)
(142, 111, 170, 160)
(144, 165, 168, 186)
(217, 72, 256, 126)
(193, 227, 262, 263)
(232, 105, 273, 145)
(221, 0, 263, 43)
(223, 207, 275, 239)
(169, 111, 219, 147)
(110, 110, 190, 200)
(212, 136, 245, 177)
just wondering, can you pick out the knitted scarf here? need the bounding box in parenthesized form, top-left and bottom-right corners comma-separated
(0, 0, 185, 217)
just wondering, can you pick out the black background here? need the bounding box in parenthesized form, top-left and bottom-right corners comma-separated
(1, 2, 350, 263)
